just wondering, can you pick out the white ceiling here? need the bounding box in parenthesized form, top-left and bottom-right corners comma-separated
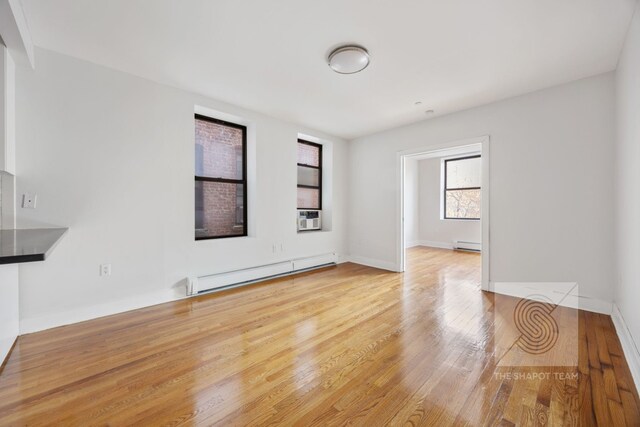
(21, 0, 637, 139)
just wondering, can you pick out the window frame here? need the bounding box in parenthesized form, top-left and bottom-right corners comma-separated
(194, 113, 248, 240)
(297, 139, 322, 210)
(443, 154, 481, 221)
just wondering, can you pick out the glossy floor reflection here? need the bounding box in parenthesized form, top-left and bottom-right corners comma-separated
(0, 247, 638, 425)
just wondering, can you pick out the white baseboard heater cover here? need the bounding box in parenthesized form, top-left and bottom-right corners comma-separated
(453, 241, 481, 252)
(188, 253, 337, 296)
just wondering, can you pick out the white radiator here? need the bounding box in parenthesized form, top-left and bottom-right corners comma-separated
(453, 241, 481, 252)
(188, 253, 337, 296)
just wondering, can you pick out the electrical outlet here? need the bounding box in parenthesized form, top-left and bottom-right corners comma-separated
(100, 264, 112, 277)
(22, 193, 37, 209)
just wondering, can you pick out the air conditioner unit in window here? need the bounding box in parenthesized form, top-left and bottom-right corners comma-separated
(298, 210, 321, 231)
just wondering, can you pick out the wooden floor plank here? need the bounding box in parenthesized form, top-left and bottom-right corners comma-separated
(0, 247, 638, 426)
(621, 390, 640, 427)
(590, 368, 614, 426)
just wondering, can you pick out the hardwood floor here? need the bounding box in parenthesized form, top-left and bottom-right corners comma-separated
(0, 247, 638, 426)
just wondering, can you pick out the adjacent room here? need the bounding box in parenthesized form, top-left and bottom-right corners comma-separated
(403, 144, 484, 283)
(1, 0, 640, 425)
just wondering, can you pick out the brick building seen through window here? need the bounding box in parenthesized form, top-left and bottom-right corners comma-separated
(297, 140, 322, 210)
(195, 115, 247, 239)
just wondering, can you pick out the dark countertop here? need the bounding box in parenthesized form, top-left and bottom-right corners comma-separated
(0, 228, 68, 265)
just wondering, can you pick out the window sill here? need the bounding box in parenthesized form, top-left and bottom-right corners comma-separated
(440, 218, 481, 222)
(195, 235, 252, 241)
(297, 229, 331, 234)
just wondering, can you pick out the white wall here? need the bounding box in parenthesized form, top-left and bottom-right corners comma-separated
(349, 73, 615, 307)
(417, 157, 481, 247)
(614, 1, 640, 381)
(1, 45, 16, 175)
(403, 158, 419, 247)
(15, 48, 349, 333)
(0, 264, 18, 363)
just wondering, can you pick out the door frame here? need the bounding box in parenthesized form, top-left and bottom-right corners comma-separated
(396, 135, 490, 290)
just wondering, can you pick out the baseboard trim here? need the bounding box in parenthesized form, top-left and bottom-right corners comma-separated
(0, 336, 18, 375)
(336, 254, 351, 264)
(347, 255, 399, 272)
(578, 296, 614, 315)
(20, 290, 182, 334)
(611, 304, 640, 396)
(21, 254, 347, 334)
(416, 240, 455, 250)
(488, 282, 612, 315)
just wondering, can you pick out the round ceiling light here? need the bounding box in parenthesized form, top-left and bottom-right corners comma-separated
(327, 45, 370, 74)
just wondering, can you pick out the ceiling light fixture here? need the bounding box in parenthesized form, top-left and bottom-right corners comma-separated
(328, 45, 370, 74)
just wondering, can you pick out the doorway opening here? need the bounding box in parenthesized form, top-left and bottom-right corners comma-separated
(397, 136, 490, 290)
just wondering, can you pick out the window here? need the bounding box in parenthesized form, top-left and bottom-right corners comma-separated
(444, 155, 481, 220)
(297, 140, 322, 210)
(194, 114, 247, 239)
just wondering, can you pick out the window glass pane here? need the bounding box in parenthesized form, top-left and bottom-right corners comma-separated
(195, 180, 205, 230)
(298, 142, 320, 167)
(195, 181, 245, 238)
(446, 157, 481, 189)
(445, 189, 481, 219)
(195, 118, 243, 180)
(297, 166, 320, 187)
(297, 187, 320, 209)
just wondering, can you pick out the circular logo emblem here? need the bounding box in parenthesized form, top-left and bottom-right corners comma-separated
(513, 295, 559, 355)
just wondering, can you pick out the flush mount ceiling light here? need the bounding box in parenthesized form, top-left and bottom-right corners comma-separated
(327, 45, 370, 74)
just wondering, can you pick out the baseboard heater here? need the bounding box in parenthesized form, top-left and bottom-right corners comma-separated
(187, 252, 337, 296)
(453, 241, 481, 252)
